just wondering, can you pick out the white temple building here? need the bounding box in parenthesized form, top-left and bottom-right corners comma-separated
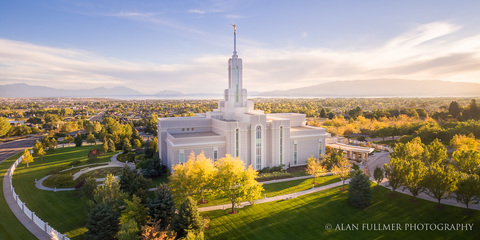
(158, 26, 329, 170)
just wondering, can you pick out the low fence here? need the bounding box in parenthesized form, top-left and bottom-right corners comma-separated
(346, 139, 393, 152)
(7, 151, 70, 240)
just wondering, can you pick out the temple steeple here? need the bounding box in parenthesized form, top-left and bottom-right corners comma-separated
(233, 24, 237, 56)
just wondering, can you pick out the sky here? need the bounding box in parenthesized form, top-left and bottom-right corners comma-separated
(1, 0, 480, 94)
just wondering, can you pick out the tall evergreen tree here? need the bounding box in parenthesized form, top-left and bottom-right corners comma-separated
(172, 197, 204, 239)
(469, 99, 479, 120)
(85, 204, 120, 240)
(347, 171, 372, 208)
(448, 101, 461, 117)
(147, 184, 176, 230)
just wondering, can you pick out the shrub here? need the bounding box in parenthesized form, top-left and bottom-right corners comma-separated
(256, 172, 292, 181)
(88, 149, 104, 158)
(43, 173, 75, 188)
(117, 152, 136, 163)
(70, 160, 82, 166)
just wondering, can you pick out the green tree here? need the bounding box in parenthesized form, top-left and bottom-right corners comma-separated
(0, 117, 11, 136)
(425, 138, 448, 166)
(87, 133, 96, 143)
(93, 174, 127, 210)
(320, 108, 327, 118)
(147, 184, 176, 230)
(48, 138, 57, 151)
(123, 137, 132, 154)
(64, 135, 74, 143)
(79, 177, 97, 200)
(373, 166, 384, 185)
(331, 156, 351, 189)
(132, 139, 142, 149)
(469, 99, 479, 120)
(172, 197, 204, 239)
(322, 149, 344, 171)
(145, 114, 158, 135)
(455, 173, 480, 209)
(452, 150, 480, 174)
(21, 149, 34, 167)
(103, 141, 109, 153)
(85, 203, 120, 240)
(74, 134, 83, 147)
(306, 156, 326, 185)
(214, 155, 263, 213)
(383, 158, 405, 192)
(108, 138, 116, 152)
(402, 159, 427, 198)
(118, 219, 139, 240)
(33, 140, 45, 161)
(119, 166, 151, 202)
(348, 171, 372, 208)
(423, 163, 458, 204)
(119, 195, 148, 237)
(448, 101, 461, 117)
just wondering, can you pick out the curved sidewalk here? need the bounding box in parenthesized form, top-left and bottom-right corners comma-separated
(36, 153, 134, 191)
(198, 179, 350, 212)
(3, 161, 53, 239)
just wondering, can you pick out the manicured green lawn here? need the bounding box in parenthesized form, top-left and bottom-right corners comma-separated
(199, 175, 340, 207)
(78, 166, 123, 179)
(204, 185, 480, 240)
(0, 152, 37, 240)
(12, 145, 115, 240)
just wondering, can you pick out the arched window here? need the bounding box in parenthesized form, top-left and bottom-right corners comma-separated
(235, 128, 239, 158)
(256, 126, 261, 170)
(279, 126, 283, 165)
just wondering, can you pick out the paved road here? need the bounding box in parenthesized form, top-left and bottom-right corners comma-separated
(0, 136, 40, 162)
(365, 151, 390, 174)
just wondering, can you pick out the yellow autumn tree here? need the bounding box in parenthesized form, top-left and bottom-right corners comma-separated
(332, 157, 351, 190)
(214, 155, 263, 214)
(306, 156, 326, 185)
(21, 149, 34, 167)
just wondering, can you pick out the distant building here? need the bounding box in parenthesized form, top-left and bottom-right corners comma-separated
(158, 27, 328, 170)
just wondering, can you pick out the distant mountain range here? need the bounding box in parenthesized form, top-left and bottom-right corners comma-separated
(1, 80, 479, 98)
(261, 79, 480, 97)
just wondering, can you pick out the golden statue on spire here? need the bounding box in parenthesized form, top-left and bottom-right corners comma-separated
(232, 24, 236, 34)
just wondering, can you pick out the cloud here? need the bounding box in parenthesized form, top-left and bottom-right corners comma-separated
(188, 9, 206, 14)
(1, 21, 480, 95)
(301, 32, 308, 38)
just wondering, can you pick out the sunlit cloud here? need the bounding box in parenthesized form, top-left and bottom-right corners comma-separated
(1, 22, 480, 95)
(188, 9, 206, 14)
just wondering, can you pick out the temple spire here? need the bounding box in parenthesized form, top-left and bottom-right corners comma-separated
(232, 24, 237, 55)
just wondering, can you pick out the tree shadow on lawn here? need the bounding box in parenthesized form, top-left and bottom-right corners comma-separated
(205, 186, 479, 240)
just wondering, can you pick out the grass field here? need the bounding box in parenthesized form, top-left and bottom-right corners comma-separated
(11, 145, 115, 239)
(204, 185, 480, 240)
(0, 152, 37, 240)
(197, 175, 340, 207)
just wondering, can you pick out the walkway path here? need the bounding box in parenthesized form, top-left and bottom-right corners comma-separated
(377, 179, 480, 210)
(198, 179, 350, 212)
(36, 152, 134, 191)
